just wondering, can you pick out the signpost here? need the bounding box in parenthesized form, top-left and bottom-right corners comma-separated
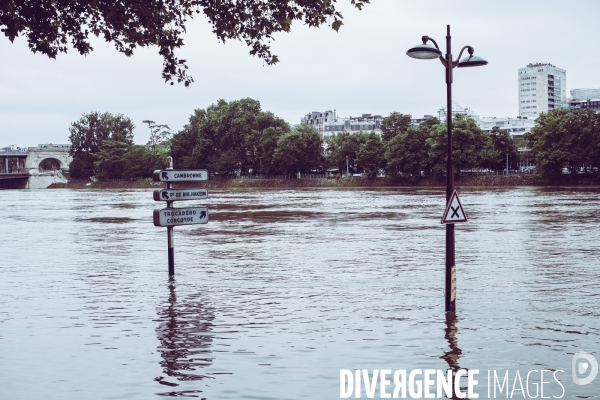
(441, 191, 467, 224)
(441, 190, 467, 310)
(153, 158, 209, 275)
(153, 169, 208, 182)
(153, 206, 209, 227)
(153, 188, 208, 201)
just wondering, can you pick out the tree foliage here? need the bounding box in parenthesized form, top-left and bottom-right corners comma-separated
(489, 126, 518, 170)
(380, 112, 412, 142)
(385, 121, 433, 177)
(356, 131, 385, 178)
(273, 125, 324, 174)
(427, 114, 495, 175)
(68, 112, 135, 178)
(525, 109, 600, 177)
(143, 120, 172, 155)
(68, 103, 541, 180)
(170, 98, 289, 175)
(93, 140, 133, 180)
(324, 131, 366, 174)
(1, 0, 369, 86)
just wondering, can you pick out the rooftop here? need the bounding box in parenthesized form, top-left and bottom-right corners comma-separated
(526, 62, 555, 68)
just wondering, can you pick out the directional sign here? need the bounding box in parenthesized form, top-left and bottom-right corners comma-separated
(153, 188, 208, 202)
(441, 191, 467, 224)
(152, 169, 208, 182)
(153, 207, 209, 227)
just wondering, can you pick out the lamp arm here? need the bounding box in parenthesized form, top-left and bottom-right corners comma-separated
(453, 46, 474, 67)
(422, 36, 441, 51)
(422, 36, 448, 66)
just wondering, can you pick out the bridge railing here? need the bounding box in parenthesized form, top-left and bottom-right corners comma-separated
(0, 168, 27, 174)
(0, 149, 29, 155)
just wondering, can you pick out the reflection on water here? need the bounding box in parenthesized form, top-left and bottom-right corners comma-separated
(441, 312, 462, 373)
(441, 312, 466, 400)
(154, 279, 215, 397)
(1, 187, 600, 399)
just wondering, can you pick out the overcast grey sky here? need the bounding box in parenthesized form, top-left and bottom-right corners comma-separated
(2, 0, 600, 147)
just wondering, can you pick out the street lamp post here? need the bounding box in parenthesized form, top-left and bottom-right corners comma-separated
(407, 25, 487, 312)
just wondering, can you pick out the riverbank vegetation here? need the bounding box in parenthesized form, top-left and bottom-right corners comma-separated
(168, 100, 520, 179)
(66, 99, 600, 183)
(525, 108, 600, 178)
(68, 113, 170, 180)
(48, 174, 600, 190)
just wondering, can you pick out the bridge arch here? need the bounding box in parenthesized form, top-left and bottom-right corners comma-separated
(38, 157, 64, 171)
(25, 146, 73, 171)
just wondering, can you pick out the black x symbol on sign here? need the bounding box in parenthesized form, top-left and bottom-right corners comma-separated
(451, 206, 460, 218)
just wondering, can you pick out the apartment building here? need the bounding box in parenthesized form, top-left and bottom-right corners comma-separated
(477, 116, 535, 139)
(300, 110, 337, 133)
(518, 63, 567, 118)
(437, 102, 478, 121)
(301, 111, 383, 137)
(569, 88, 600, 112)
(571, 88, 600, 100)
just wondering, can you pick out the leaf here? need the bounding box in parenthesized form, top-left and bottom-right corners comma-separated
(332, 20, 343, 32)
(6, 1, 370, 86)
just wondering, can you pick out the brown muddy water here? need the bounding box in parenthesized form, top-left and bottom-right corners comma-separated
(0, 187, 599, 399)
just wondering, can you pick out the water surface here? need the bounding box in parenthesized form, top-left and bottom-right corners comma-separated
(1, 187, 599, 399)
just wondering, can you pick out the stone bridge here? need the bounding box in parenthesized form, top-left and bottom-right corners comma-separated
(0, 144, 73, 188)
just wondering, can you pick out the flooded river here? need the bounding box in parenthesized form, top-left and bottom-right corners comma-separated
(1, 187, 599, 399)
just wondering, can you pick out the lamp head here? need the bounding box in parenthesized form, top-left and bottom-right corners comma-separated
(406, 36, 442, 60)
(457, 47, 488, 68)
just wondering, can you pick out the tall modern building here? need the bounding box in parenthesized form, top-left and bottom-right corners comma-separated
(518, 63, 566, 118)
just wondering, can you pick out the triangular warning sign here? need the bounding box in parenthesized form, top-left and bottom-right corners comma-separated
(441, 191, 467, 224)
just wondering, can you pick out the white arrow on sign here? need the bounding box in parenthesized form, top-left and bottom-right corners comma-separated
(153, 188, 208, 201)
(441, 191, 467, 224)
(152, 169, 208, 182)
(153, 207, 209, 227)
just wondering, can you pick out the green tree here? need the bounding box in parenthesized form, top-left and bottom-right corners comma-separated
(356, 132, 385, 178)
(525, 109, 600, 177)
(122, 146, 161, 179)
(427, 114, 493, 175)
(385, 122, 432, 177)
(2, 1, 368, 86)
(380, 112, 412, 142)
(246, 111, 290, 174)
(170, 98, 289, 175)
(170, 113, 203, 169)
(142, 120, 172, 155)
(68, 112, 134, 179)
(68, 153, 95, 179)
(258, 126, 287, 174)
(273, 125, 323, 174)
(93, 140, 132, 180)
(324, 131, 366, 175)
(489, 126, 517, 170)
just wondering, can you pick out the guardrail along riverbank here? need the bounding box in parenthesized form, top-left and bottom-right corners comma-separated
(47, 174, 600, 189)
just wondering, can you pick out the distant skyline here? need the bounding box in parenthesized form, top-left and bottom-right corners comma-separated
(2, 0, 600, 147)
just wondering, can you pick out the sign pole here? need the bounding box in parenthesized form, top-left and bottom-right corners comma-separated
(445, 24, 456, 313)
(166, 157, 174, 276)
(152, 163, 209, 276)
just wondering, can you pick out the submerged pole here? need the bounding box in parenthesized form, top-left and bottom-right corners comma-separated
(445, 24, 456, 312)
(166, 156, 174, 275)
